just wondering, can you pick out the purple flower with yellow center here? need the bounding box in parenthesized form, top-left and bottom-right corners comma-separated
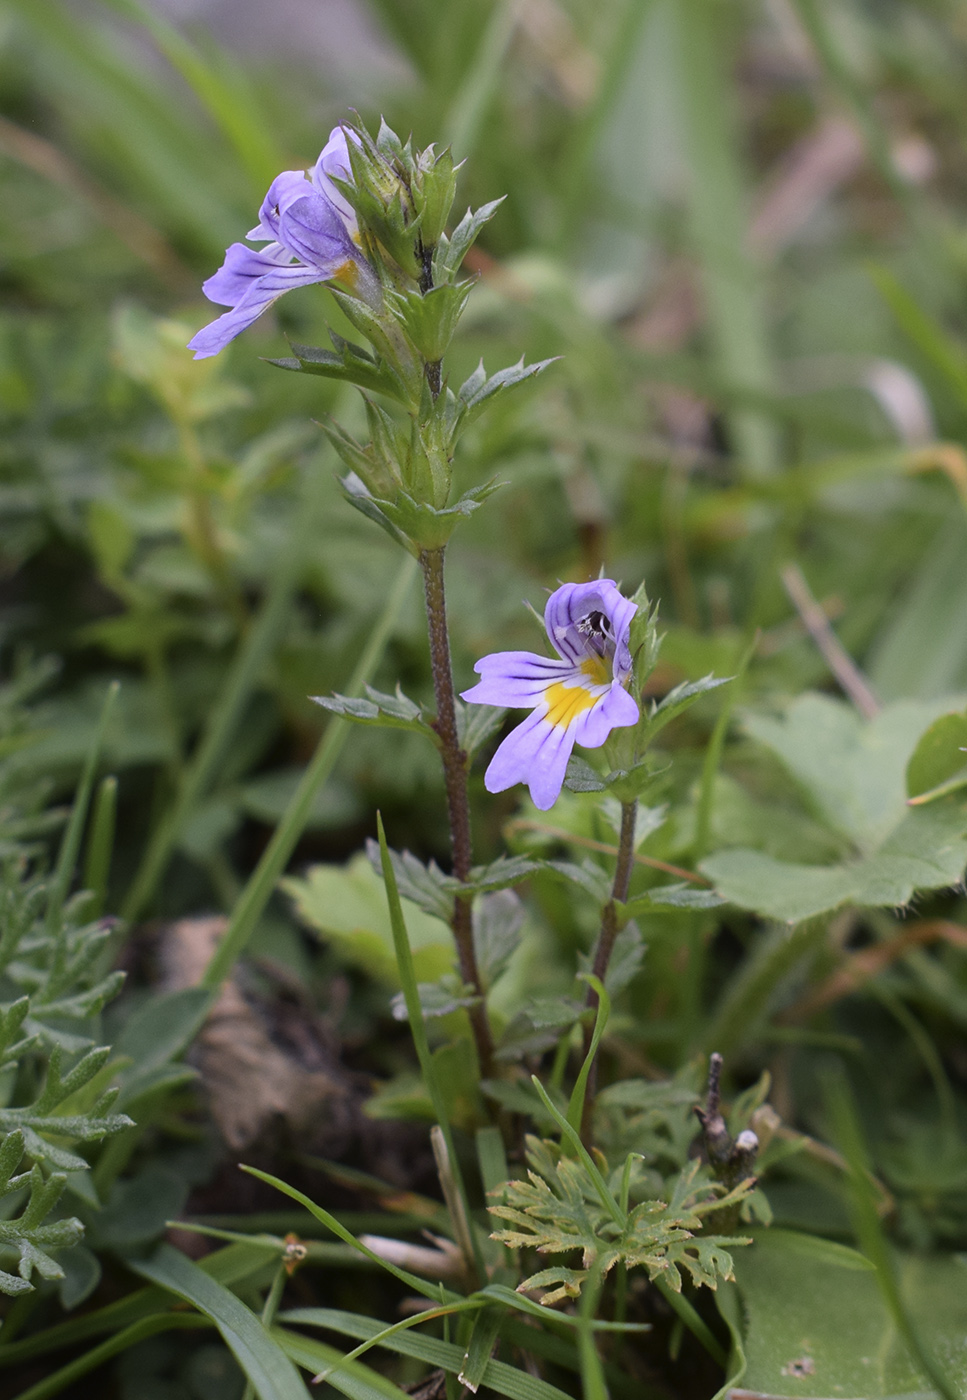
(188, 127, 378, 360)
(461, 580, 640, 810)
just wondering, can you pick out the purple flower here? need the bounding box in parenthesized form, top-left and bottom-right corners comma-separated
(188, 127, 378, 360)
(461, 580, 640, 810)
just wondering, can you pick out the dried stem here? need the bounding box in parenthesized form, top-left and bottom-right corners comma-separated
(780, 562, 879, 719)
(419, 546, 494, 1075)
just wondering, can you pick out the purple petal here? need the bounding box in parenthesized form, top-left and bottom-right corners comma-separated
(461, 651, 575, 707)
(484, 710, 575, 811)
(572, 683, 639, 749)
(201, 241, 293, 307)
(311, 127, 357, 231)
(188, 261, 325, 359)
(279, 192, 357, 272)
(248, 169, 314, 241)
(543, 579, 637, 680)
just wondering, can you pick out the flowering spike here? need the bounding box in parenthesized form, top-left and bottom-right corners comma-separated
(462, 581, 640, 810)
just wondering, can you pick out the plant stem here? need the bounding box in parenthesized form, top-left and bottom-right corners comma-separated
(581, 798, 637, 1130)
(418, 546, 493, 1075)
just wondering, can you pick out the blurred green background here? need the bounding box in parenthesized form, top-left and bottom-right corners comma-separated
(6, 0, 967, 922)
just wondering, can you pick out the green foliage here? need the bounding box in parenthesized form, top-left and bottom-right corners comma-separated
(723, 1231, 967, 1400)
(0, 1131, 83, 1296)
(7, 0, 967, 1393)
(490, 1137, 752, 1305)
(701, 695, 967, 921)
(0, 672, 132, 1298)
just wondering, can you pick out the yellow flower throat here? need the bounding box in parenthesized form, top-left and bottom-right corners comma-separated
(543, 657, 609, 729)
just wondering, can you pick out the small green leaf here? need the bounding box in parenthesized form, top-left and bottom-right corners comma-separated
(563, 756, 607, 793)
(312, 686, 434, 740)
(366, 840, 453, 921)
(906, 711, 967, 802)
(434, 198, 505, 279)
(455, 356, 557, 425)
(473, 889, 524, 988)
(642, 675, 732, 742)
(619, 884, 725, 917)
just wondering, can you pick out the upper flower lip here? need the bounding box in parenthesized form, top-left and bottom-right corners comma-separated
(187, 127, 376, 361)
(543, 580, 637, 681)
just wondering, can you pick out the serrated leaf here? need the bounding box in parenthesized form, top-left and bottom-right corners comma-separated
(435, 199, 505, 279)
(389, 978, 480, 1022)
(563, 756, 607, 793)
(701, 798, 967, 923)
(643, 674, 732, 741)
(268, 340, 409, 403)
(541, 859, 612, 903)
(456, 356, 557, 426)
(312, 686, 433, 739)
(456, 699, 506, 757)
(399, 282, 472, 361)
(461, 855, 541, 896)
(495, 996, 584, 1062)
(620, 883, 725, 917)
(340, 473, 416, 554)
(473, 889, 524, 988)
(365, 840, 453, 921)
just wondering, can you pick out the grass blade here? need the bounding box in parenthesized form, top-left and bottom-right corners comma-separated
(82, 773, 117, 920)
(277, 1310, 575, 1400)
(46, 679, 118, 936)
(12, 1314, 211, 1400)
(131, 1244, 310, 1400)
(377, 813, 486, 1284)
(240, 1164, 460, 1305)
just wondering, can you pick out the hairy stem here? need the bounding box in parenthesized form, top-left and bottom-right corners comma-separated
(419, 546, 493, 1075)
(581, 798, 637, 1136)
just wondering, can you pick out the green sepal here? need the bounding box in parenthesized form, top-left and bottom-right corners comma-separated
(412, 145, 459, 250)
(398, 282, 472, 362)
(311, 685, 436, 742)
(329, 289, 424, 407)
(563, 752, 671, 803)
(606, 754, 673, 804)
(340, 472, 418, 555)
(267, 336, 410, 403)
(627, 586, 663, 693)
(340, 127, 423, 278)
(373, 479, 505, 550)
(433, 199, 505, 281)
